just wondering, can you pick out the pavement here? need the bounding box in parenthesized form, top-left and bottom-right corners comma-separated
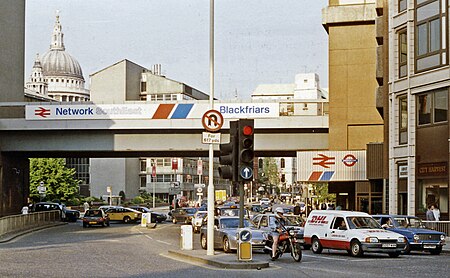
(0, 222, 66, 243)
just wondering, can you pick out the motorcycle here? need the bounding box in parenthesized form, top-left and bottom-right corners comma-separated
(264, 225, 302, 262)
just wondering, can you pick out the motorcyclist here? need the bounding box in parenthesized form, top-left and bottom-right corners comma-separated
(270, 207, 287, 260)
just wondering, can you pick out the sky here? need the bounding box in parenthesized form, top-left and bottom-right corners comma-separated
(25, 0, 328, 100)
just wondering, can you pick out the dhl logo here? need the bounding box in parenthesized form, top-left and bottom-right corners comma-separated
(308, 215, 328, 225)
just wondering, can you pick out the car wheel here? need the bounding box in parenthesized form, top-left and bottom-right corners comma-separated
(350, 240, 363, 257)
(83, 222, 87, 228)
(200, 234, 207, 250)
(430, 246, 442, 255)
(123, 216, 131, 223)
(172, 218, 177, 224)
(223, 236, 232, 253)
(107, 221, 110, 227)
(311, 237, 323, 254)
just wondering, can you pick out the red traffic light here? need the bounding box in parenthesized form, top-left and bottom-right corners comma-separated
(242, 125, 253, 136)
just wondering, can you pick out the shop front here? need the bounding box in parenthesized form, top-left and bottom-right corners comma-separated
(416, 162, 448, 220)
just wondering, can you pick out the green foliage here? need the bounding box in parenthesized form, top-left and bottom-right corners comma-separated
(132, 196, 145, 204)
(261, 157, 279, 186)
(313, 183, 335, 204)
(29, 158, 81, 203)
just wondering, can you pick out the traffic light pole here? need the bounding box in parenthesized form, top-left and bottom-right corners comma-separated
(239, 181, 244, 228)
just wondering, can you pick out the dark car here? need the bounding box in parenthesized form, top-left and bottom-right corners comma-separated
(33, 202, 80, 222)
(372, 214, 446, 255)
(82, 209, 110, 227)
(128, 206, 167, 223)
(171, 207, 197, 224)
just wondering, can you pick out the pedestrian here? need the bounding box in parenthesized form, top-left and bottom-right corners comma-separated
(431, 204, 440, 221)
(293, 202, 301, 215)
(426, 205, 436, 221)
(21, 205, 29, 214)
(83, 201, 90, 212)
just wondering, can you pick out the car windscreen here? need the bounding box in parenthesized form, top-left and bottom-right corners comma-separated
(346, 216, 381, 229)
(85, 210, 102, 217)
(284, 216, 304, 226)
(184, 208, 197, 214)
(220, 218, 250, 229)
(393, 217, 425, 228)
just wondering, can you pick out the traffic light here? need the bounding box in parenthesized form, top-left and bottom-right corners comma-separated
(218, 120, 238, 181)
(238, 119, 254, 181)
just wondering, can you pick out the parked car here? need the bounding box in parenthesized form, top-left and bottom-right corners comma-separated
(82, 209, 110, 227)
(252, 213, 305, 245)
(260, 198, 271, 206)
(104, 207, 141, 223)
(372, 214, 446, 255)
(200, 216, 267, 252)
(171, 207, 197, 224)
(33, 202, 80, 222)
(215, 205, 249, 218)
(192, 211, 208, 233)
(128, 206, 167, 223)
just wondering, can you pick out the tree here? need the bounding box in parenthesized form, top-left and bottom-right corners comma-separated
(313, 183, 335, 204)
(29, 158, 81, 203)
(258, 157, 279, 194)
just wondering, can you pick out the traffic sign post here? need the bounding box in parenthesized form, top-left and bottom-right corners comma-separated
(237, 228, 252, 261)
(202, 110, 223, 132)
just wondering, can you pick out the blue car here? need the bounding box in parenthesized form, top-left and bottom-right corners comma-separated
(372, 215, 446, 255)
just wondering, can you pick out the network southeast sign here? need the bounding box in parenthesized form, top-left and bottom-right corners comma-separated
(297, 150, 366, 182)
(25, 103, 279, 120)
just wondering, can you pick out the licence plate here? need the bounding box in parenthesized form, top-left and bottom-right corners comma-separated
(382, 243, 397, 248)
(423, 245, 436, 249)
(89, 222, 97, 224)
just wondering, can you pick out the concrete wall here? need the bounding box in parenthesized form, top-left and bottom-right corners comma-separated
(90, 60, 146, 103)
(89, 158, 126, 199)
(324, 3, 383, 150)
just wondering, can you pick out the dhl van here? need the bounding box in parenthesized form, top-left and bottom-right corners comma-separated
(304, 210, 406, 257)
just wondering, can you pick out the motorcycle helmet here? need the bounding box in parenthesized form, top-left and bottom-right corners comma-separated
(275, 207, 284, 214)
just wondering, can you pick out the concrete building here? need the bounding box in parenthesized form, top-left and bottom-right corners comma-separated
(89, 60, 227, 202)
(387, 0, 449, 220)
(322, 0, 385, 213)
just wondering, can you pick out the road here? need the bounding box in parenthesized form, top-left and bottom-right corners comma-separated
(0, 220, 449, 277)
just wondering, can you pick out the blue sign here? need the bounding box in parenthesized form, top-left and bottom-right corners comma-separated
(240, 166, 253, 180)
(239, 229, 252, 242)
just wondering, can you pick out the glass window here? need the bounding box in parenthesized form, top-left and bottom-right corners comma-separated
(417, 89, 448, 126)
(399, 0, 407, 12)
(434, 90, 448, 123)
(399, 96, 408, 144)
(415, 0, 444, 72)
(280, 158, 285, 169)
(140, 159, 146, 172)
(399, 30, 408, 77)
(418, 93, 432, 125)
(140, 81, 146, 92)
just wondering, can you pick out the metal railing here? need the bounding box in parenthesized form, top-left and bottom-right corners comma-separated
(0, 211, 60, 238)
(422, 221, 450, 236)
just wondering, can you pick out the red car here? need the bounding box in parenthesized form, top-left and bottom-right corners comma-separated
(82, 209, 110, 227)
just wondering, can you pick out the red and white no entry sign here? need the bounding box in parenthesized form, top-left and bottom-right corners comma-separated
(202, 110, 224, 132)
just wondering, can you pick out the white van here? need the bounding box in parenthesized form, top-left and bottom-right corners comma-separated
(304, 210, 406, 257)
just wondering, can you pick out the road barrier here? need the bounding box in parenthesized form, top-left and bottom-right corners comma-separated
(0, 211, 60, 238)
(422, 221, 450, 235)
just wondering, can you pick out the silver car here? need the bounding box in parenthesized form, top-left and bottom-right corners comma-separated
(200, 216, 267, 253)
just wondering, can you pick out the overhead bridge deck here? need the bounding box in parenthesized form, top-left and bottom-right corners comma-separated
(0, 101, 329, 157)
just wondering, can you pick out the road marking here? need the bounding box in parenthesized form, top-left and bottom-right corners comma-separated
(156, 240, 172, 245)
(302, 254, 349, 261)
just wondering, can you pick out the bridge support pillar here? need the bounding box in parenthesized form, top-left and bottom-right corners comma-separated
(0, 153, 29, 217)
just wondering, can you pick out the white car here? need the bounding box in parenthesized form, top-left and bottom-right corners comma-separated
(259, 198, 270, 206)
(304, 210, 407, 257)
(191, 211, 208, 233)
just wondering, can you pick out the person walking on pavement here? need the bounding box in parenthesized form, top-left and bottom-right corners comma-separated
(21, 205, 29, 214)
(431, 204, 440, 221)
(426, 205, 436, 221)
(83, 201, 90, 212)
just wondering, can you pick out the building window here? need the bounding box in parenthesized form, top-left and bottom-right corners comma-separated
(140, 176, 146, 188)
(140, 159, 147, 172)
(140, 81, 146, 92)
(280, 158, 285, 169)
(415, 0, 445, 72)
(399, 0, 407, 12)
(417, 89, 448, 126)
(399, 96, 408, 144)
(399, 29, 408, 78)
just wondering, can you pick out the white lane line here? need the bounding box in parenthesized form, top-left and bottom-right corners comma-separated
(156, 240, 172, 245)
(302, 254, 349, 261)
(145, 235, 153, 240)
